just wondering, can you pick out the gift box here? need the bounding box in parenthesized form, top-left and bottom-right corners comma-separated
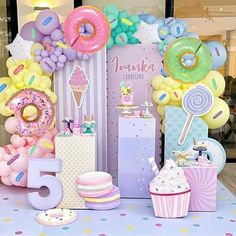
(183, 166, 217, 211)
(54, 49, 107, 171)
(55, 134, 96, 209)
(118, 117, 156, 198)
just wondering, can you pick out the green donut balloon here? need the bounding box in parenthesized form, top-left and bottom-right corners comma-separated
(164, 37, 212, 83)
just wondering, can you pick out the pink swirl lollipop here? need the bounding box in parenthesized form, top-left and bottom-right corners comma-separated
(178, 85, 213, 145)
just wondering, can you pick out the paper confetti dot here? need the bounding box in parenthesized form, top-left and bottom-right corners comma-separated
(218, 195, 225, 200)
(13, 209, 19, 212)
(217, 216, 224, 219)
(231, 210, 236, 214)
(15, 201, 22, 206)
(231, 202, 236, 205)
(180, 228, 189, 233)
(83, 216, 91, 222)
(83, 229, 92, 234)
(225, 233, 233, 236)
(39, 233, 47, 236)
(3, 197, 9, 200)
(101, 218, 107, 221)
(155, 223, 162, 227)
(128, 204, 136, 209)
(62, 227, 69, 230)
(99, 234, 106, 236)
(120, 213, 126, 216)
(146, 205, 152, 208)
(4, 218, 12, 222)
(192, 215, 200, 220)
(127, 225, 135, 231)
(193, 224, 200, 227)
(142, 217, 149, 220)
(230, 219, 236, 222)
(15, 232, 22, 235)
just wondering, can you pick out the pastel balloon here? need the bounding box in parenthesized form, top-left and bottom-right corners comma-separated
(1, 176, 13, 186)
(62, 46, 77, 61)
(152, 90, 170, 105)
(164, 17, 176, 26)
(31, 43, 44, 55)
(170, 88, 183, 102)
(157, 105, 166, 117)
(11, 134, 26, 148)
(26, 137, 38, 145)
(152, 75, 166, 90)
(158, 26, 169, 39)
(205, 41, 227, 70)
(17, 146, 28, 154)
(170, 23, 184, 37)
(20, 21, 45, 43)
(0, 147, 5, 160)
(10, 153, 28, 172)
(27, 145, 45, 158)
(10, 171, 27, 187)
(28, 62, 43, 76)
(35, 10, 60, 35)
(0, 161, 12, 176)
(202, 97, 230, 129)
(5, 117, 18, 134)
(201, 71, 225, 97)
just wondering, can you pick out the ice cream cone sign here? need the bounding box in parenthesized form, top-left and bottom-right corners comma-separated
(69, 66, 90, 108)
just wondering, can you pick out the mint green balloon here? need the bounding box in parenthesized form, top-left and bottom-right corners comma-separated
(115, 32, 128, 45)
(118, 11, 128, 19)
(107, 37, 114, 50)
(107, 14, 118, 29)
(129, 15, 140, 24)
(104, 4, 119, 17)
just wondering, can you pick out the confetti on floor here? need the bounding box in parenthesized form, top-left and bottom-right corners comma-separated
(0, 181, 235, 236)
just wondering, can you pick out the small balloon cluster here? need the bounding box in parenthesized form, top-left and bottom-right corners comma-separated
(103, 4, 140, 49)
(20, 10, 91, 73)
(0, 117, 57, 187)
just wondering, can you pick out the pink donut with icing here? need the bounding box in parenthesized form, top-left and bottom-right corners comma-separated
(64, 6, 110, 53)
(7, 89, 54, 137)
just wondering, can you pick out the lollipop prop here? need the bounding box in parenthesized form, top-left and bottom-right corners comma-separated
(178, 85, 213, 145)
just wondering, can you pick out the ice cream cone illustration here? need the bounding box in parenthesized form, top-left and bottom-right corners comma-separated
(69, 66, 89, 108)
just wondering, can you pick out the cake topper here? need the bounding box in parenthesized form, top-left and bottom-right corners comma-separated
(171, 151, 191, 167)
(81, 115, 96, 134)
(62, 117, 74, 133)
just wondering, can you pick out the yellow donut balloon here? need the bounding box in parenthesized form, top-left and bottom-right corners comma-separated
(152, 75, 165, 90)
(152, 90, 170, 105)
(202, 97, 230, 129)
(201, 71, 225, 97)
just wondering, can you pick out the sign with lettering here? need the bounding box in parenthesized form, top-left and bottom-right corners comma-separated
(107, 44, 162, 182)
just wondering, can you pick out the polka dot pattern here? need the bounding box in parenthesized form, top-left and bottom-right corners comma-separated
(56, 135, 96, 209)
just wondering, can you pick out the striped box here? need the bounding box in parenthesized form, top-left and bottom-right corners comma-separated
(53, 49, 107, 171)
(183, 166, 217, 211)
(150, 190, 191, 218)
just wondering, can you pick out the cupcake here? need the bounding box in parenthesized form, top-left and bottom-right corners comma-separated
(149, 159, 191, 218)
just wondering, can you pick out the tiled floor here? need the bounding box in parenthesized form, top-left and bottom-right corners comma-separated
(0, 181, 236, 236)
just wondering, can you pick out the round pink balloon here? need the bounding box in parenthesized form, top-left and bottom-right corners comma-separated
(10, 153, 28, 172)
(42, 131, 53, 140)
(17, 146, 28, 154)
(5, 117, 18, 134)
(1, 176, 13, 186)
(0, 161, 12, 176)
(26, 137, 38, 145)
(11, 134, 26, 148)
(3, 153, 12, 161)
(0, 147, 6, 161)
(10, 171, 27, 187)
(50, 127, 58, 138)
(27, 145, 45, 158)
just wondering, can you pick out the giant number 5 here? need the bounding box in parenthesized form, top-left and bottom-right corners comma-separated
(27, 158, 63, 210)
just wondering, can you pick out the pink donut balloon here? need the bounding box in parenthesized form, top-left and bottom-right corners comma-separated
(64, 6, 110, 53)
(7, 89, 54, 137)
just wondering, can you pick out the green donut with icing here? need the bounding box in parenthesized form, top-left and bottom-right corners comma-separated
(164, 37, 212, 83)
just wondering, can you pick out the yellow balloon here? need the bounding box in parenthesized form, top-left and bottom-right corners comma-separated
(6, 57, 15, 69)
(40, 75, 52, 89)
(168, 100, 181, 106)
(31, 43, 44, 55)
(201, 71, 225, 97)
(161, 119, 165, 134)
(16, 81, 25, 89)
(202, 97, 230, 129)
(157, 105, 166, 117)
(152, 90, 170, 105)
(152, 75, 165, 90)
(50, 92, 57, 104)
(28, 62, 43, 76)
(165, 86, 172, 93)
(170, 88, 183, 102)
(12, 75, 23, 83)
(0, 102, 13, 116)
(24, 72, 40, 88)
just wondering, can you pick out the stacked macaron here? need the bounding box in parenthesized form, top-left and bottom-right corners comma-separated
(77, 171, 120, 210)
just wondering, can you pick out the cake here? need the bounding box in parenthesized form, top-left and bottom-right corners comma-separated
(120, 81, 134, 106)
(149, 159, 191, 218)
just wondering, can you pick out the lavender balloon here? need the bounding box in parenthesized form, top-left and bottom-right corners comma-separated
(51, 29, 64, 41)
(35, 10, 60, 35)
(62, 46, 77, 61)
(178, 85, 214, 145)
(20, 21, 45, 43)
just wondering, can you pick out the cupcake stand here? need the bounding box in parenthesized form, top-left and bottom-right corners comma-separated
(0, 4, 235, 236)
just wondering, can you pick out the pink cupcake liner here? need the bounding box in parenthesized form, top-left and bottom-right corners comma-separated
(150, 189, 191, 218)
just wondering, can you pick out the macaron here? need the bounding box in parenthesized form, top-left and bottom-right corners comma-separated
(77, 171, 113, 198)
(85, 185, 121, 210)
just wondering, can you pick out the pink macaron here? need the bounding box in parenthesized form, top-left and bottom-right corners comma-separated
(77, 171, 113, 198)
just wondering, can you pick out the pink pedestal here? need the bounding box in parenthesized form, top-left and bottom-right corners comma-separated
(183, 166, 217, 212)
